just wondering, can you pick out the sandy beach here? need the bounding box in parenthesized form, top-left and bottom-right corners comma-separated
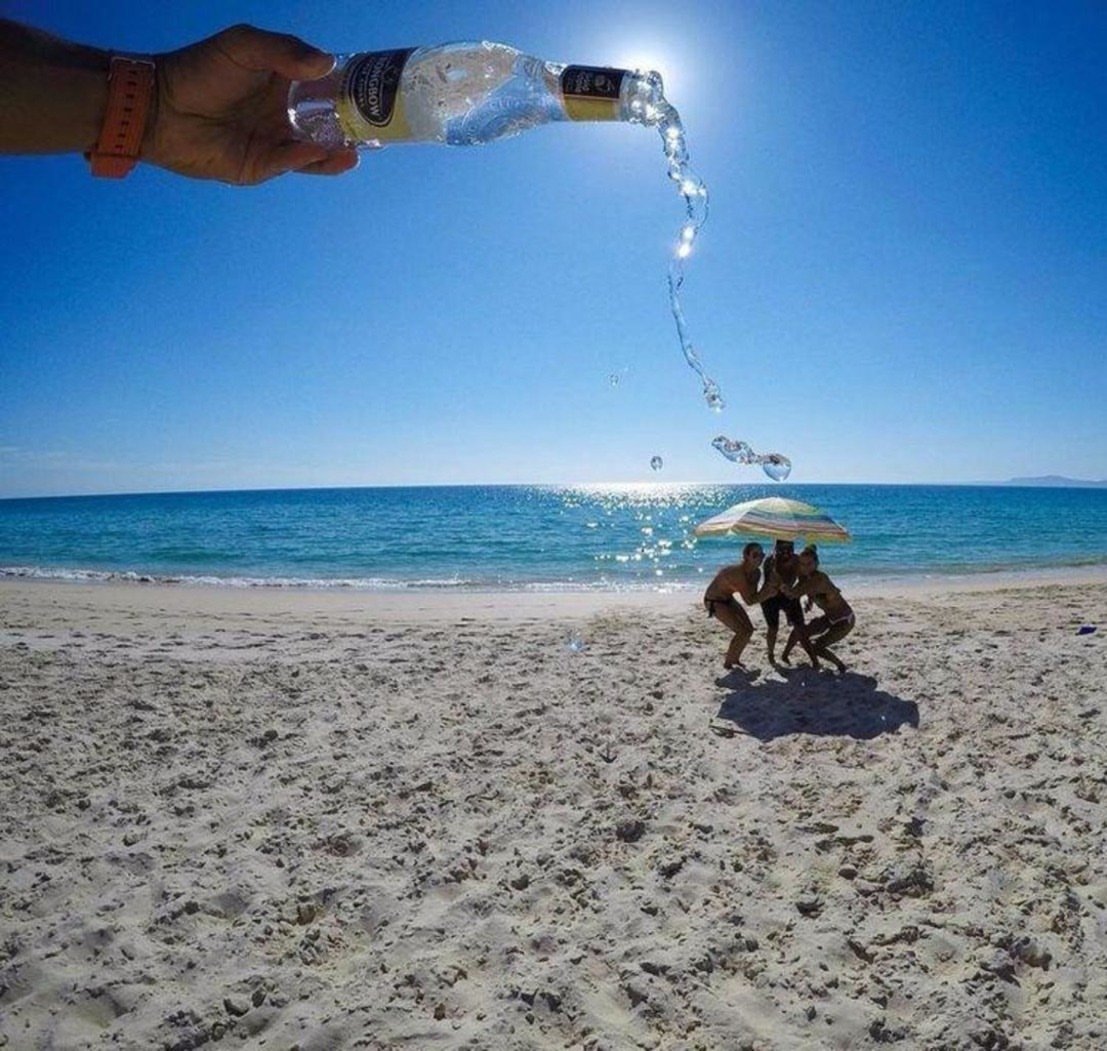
(1, 573, 1106, 1050)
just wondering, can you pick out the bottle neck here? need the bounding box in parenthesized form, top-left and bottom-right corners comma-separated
(560, 65, 657, 123)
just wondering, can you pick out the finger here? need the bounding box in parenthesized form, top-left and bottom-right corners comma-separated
(217, 24, 335, 80)
(296, 150, 360, 176)
(254, 140, 334, 182)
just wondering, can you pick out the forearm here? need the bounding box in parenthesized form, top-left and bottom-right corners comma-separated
(0, 19, 114, 154)
(751, 581, 776, 604)
(781, 579, 808, 600)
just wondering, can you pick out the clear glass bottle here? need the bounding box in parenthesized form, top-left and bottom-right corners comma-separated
(287, 41, 665, 149)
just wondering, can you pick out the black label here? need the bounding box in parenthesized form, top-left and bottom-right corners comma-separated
(347, 49, 416, 127)
(560, 65, 627, 99)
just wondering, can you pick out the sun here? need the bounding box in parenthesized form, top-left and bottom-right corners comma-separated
(608, 40, 687, 97)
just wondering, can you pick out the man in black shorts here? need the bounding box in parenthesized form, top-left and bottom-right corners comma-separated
(761, 539, 810, 665)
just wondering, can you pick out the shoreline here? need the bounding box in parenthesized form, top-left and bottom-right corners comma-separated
(4, 567, 1102, 633)
(2, 566, 1106, 629)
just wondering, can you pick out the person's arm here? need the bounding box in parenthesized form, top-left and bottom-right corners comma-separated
(748, 580, 783, 602)
(734, 572, 776, 606)
(781, 576, 813, 601)
(0, 19, 358, 183)
(759, 558, 781, 603)
(0, 19, 111, 155)
(752, 576, 778, 605)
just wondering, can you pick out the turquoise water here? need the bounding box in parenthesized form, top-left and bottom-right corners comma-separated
(1, 484, 1105, 590)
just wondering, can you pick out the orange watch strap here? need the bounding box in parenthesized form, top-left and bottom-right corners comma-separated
(88, 57, 156, 178)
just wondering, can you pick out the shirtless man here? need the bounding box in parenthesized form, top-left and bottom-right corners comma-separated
(780, 545, 855, 673)
(760, 539, 816, 666)
(703, 542, 777, 670)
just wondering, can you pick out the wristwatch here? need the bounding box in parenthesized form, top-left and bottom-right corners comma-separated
(88, 57, 156, 178)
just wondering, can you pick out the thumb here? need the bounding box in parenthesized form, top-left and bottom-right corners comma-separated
(216, 24, 335, 80)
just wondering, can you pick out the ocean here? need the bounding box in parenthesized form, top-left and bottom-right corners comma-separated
(1, 484, 1105, 591)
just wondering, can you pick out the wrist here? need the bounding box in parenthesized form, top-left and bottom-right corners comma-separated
(139, 56, 163, 168)
(72, 55, 113, 154)
(88, 55, 156, 177)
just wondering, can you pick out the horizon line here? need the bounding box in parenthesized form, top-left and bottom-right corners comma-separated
(4, 478, 1106, 502)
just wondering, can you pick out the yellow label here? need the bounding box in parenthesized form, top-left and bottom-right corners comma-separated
(561, 66, 627, 122)
(337, 49, 415, 143)
(338, 92, 412, 143)
(563, 96, 621, 122)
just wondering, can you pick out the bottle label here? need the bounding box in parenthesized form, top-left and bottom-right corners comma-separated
(561, 66, 627, 121)
(338, 48, 416, 142)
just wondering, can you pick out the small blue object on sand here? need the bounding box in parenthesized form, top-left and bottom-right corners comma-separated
(1077, 625, 1097, 636)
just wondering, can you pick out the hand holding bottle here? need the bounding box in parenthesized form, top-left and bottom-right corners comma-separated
(0, 19, 359, 184)
(146, 24, 360, 184)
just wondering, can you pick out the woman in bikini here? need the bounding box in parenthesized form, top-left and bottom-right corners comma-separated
(704, 542, 778, 670)
(780, 545, 854, 673)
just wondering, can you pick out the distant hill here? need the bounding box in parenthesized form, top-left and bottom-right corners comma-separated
(1006, 475, 1107, 488)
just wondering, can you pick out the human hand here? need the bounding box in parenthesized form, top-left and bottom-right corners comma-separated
(143, 24, 359, 184)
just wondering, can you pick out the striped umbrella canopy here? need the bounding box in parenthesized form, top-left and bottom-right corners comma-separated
(693, 496, 851, 544)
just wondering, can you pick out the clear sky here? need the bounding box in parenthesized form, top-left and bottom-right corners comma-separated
(2, 0, 1105, 497)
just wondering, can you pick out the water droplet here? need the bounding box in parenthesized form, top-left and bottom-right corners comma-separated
(650, 456, 664, 471)
(712, 435, 793, 479)
(761, 455, 792, 482)
(609, 373, 621, 386)
(711, 436, 753, 463)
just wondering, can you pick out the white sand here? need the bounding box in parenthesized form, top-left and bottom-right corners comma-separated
(1, 574, 1106, 1050)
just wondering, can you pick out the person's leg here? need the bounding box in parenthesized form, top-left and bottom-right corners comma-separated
(762, 597, 782, 663)
(786, 599, 821, 669)
(725, 607, 755, 668)
(779, 599, 796, 662)
(712, 602, 754, 668)
(788, 614, 828, 663)
(783, 606, 820, 664)
(812, 616, 854, 673)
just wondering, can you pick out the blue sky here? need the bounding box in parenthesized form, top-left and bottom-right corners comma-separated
(2, 0, 1105, 497)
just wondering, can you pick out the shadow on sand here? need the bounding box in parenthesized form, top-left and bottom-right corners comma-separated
(711, 668, 920, 742)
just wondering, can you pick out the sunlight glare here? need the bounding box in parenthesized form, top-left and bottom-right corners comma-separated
(608, 38, 692, 99)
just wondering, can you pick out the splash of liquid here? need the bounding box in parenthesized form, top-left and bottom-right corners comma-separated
(650, 455, 664, 471)
(630, 77, 722, 414)
(658, 106, 723, 413)
(712, 436, 793, 482)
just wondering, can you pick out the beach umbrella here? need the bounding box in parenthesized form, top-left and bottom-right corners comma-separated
(693, 496, 851, 544)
